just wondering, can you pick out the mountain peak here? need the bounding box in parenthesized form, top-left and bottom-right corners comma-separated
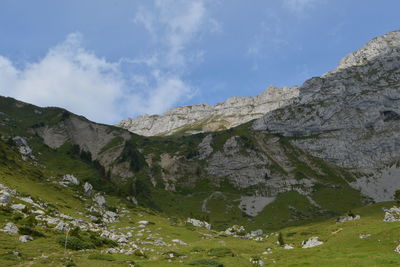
(334, 30, 400, 72)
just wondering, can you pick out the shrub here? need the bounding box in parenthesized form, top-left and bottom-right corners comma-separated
(188, 259, 224, 266)
(207, 247, 234, 257)
(394, 189, 400, 204)
(87, 253, 115, 261)
(278, 232, 285, 246)
(19, 227, 45, 237)
(57, 236, 95, 250)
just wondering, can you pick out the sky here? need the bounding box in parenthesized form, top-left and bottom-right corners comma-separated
(0, 0, 399, 124)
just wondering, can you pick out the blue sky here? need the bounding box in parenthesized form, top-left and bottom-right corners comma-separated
(0, 0, 399, 124)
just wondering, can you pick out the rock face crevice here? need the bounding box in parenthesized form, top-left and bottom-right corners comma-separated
(118, 86, 299, 136)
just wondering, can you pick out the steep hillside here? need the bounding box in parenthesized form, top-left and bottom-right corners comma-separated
(0, 95, 368, 232)
(1, 135, 400, 266)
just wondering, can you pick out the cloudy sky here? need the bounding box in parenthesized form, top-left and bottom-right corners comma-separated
(0, 0, 399, 124)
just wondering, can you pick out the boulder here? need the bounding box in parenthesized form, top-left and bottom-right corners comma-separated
(283, 244, 294, 249)
(302, 237, 324, 248)
(337, 215, 361, 223)
(83, 182, 93, 195)
(383, 206, 400, 222)
(395, 244, 400, 254)
(19, 235, 34, 243)
(11, 204, 26, 210)
(0, 191, 11, 204)
(2, 222, 19, 234)
(54, 221, 70, 232)
(186, 218, 211, 230)
(250, 257, 265, 267)
(62, 174, 80, 185)
(172, 239, 188, 246)
(93, 193, 106, 207)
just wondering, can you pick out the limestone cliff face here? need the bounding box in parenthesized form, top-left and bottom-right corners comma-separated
(253, 30, 400, 201)
(118, 86, 299, 136)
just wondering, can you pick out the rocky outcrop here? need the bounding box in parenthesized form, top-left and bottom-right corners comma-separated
(253, 30, 400, 201)
(119, 86, 299, 136)
(302, 236, 324, 248)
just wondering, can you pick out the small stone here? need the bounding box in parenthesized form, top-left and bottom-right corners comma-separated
(172, 239, 187, 246)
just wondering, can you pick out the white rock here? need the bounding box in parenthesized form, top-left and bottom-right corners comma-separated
(93, 193, 106, 207)
(0, 191, 11, 204)
(302, 237, 324, 248)
(19, 235, 34, 243)
(32, 210, 45, 215)
(250, 257, 265, 267)
(172, 239, 187, 246)
(13, 136, 33, 159)
(384, 206, 400, 222)
(395, 244, 400, 254)
(186, 218, 211, 230)
(283, 244, 294, 249)
(359, 234, 371, 239)
(11, 204, 26, 210)
(62, 174, 80, 185)
(19, 197, 34, 204)
(54, 221, 70, 232)
(83, 182, 93, 195)
(2, 222, 19, 234)
(137, 221, 150, 226)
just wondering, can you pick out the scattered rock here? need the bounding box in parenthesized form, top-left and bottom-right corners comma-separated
(127, 196, 138, 205)
(83, 182, 93, 195)
(395, 244, 400, 254)
(302, 237, 324, 248)
(62, 174, 80, 186)
(0, 191, 11, 204)
(11, 204, 26, 210)
(172, 239, 187, 246)
(224, 225, 246, 236)
(249, 257, 265, 266)
(384, 206, 400, 222)
(93, 193, 107, 207)
(33, 210, 45, 215)
(337, 215, 361, 223)
(137, 221, 150, 226)
(283, 244, 294, 249)
(19, 235, 34, 243)
(2, 222, 19, 234)
(54, 221, 70, 232)
(359, 234, 371, 239)
(13, 136, 33, 160)
(186, 218, 211, 230)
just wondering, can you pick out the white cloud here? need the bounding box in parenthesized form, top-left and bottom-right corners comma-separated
(283, 0, 318, 14)
(0, 1, 218, 124)
(0, 33, 192, 124)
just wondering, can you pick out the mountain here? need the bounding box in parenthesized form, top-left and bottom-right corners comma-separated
(1, 30, 400, 266)
(118, 86, 299, 136)
(254, 30, 400, 202)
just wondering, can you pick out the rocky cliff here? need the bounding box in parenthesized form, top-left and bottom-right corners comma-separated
(253, 30, 400, 201)
(118, 86, 299, 136)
